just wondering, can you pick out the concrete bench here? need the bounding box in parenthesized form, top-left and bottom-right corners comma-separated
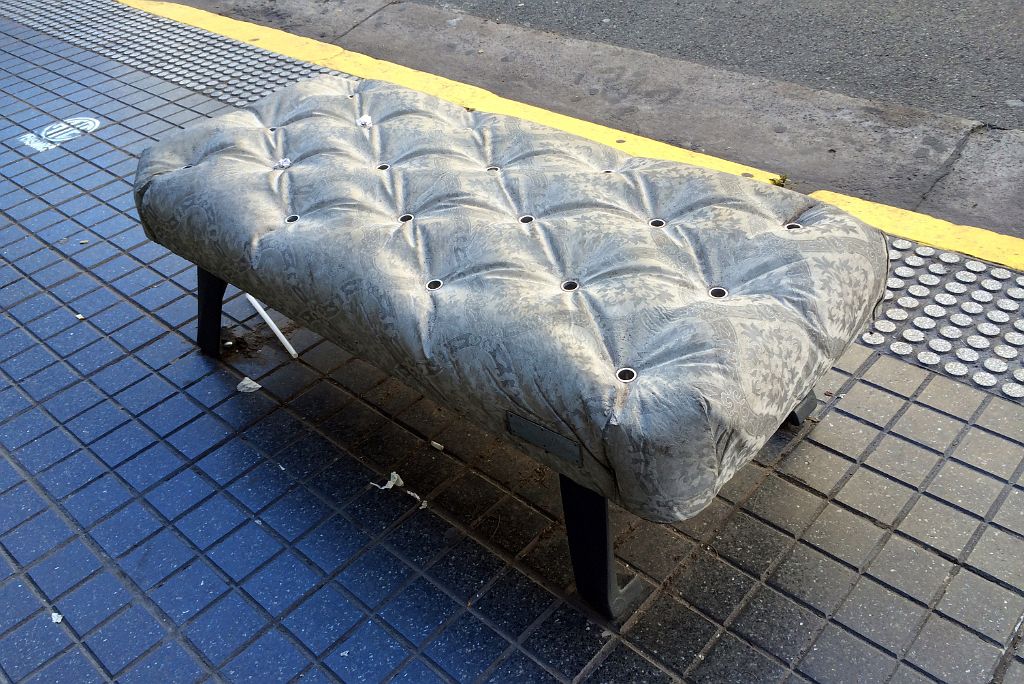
(134, 76, 887, 619)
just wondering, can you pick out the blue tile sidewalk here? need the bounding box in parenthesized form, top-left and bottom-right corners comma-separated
(2, 4, 1024, 683)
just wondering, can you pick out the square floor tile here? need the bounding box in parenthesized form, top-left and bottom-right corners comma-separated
(906, 614, 1001, 683)
(768, 542, 857, 616)
(898, 497, 980, 558)
(835, 577, 926, 655)
(186, 590, 266, 665)
(938, 569, 1024, 643)
(867, 536, 951, 603)
(283, 585, 362, 655)
(427, 612, 509, 682)
(323, 619, 408, 682)
(798, 624, 897, 684)
(892, 405, 964, 453)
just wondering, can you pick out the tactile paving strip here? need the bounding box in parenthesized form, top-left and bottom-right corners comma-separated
(862, 237, 1024, 399)
(0, 0, 344, 107)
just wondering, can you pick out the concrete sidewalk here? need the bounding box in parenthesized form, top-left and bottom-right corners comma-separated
(171, 0, 1024, 242)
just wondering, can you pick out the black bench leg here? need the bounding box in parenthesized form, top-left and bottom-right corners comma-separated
(786, 390, 818, 426)
(196, 266, 227, 358)
(559, 474, 645, 621)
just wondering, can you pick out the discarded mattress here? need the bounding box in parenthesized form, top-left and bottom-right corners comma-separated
(134, 76, 887, 522)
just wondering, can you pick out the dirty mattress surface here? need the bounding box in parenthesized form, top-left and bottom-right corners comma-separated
(135, 76, 887, 521)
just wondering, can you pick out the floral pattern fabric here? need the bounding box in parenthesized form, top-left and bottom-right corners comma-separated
(135, 76, 887, 522)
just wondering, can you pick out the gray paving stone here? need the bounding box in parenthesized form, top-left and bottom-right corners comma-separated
(892, 405, 965, 453)
(614, 520, 692, 582)
(862, 356, 929, 397)
(834, 344, 873, 374)
(671, 548, 755, 624)
(742, 474, 824, 535)
(798, 623, 897, 684)
(864, 435, 941, 487)
(835, 577, 927, 655)
(888, 663, 936, 684)
(976, 398, 1024, 444)
(867, 536, 952, 604)
(767, 543, 857, 616)
(814, 369, 848, 400)
(836, 469, 915, 526)
(916, 376, 987, 420)
(778, 442, 855, 495)
(952, 428, 1024, 481)
(808, 413, 880, 459)
(994, 487, 1024, 536)
(732, 586, 822, 666)
(1006, 659, 1024, 684)
(926, 460, 1005, 516)
(937, 569, 1024, 644)
(906, 614, 1002, 684)
(968, 526, 1024, 586)
(898, 497, 982, 558)
(836, 383, 906, 427)
(802, 504, 885, 570)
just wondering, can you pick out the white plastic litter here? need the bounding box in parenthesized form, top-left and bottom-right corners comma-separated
(51, 612, 63, 624)
(273, 157, 292, 169)
(74, 313, 84, 320)
(244, 293, 298, 358)
(371, 472, 403, 490)
(357, 114, 373, 128)
(237, 377, 262, 392)
(429, 441, 444, 451)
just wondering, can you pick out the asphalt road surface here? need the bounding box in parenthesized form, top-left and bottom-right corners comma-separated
(422, 0, 1024, 129)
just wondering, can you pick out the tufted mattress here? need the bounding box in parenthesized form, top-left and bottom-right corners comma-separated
(134, 76, 887, 523)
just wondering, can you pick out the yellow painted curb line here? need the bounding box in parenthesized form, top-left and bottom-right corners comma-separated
(119, 0, 1024, 271)
(812, 192, 1024, 270)
(119, 0, 770, 183)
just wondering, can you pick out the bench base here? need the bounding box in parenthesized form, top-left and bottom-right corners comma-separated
(559, 474, 647, 622)
(197, 266, 227, 358)
(786, 390, 818, 427)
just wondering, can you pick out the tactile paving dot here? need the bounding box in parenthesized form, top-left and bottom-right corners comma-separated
(912, 317, 935, 330)
(950, 313, 973, 327)
(962, 302, 983, 314)
(957, 348, 980, 362)
(890, 341, 913, 355)
(994, 345, 1019, 359)
(988, 311, 1010, 324)
(946, 361, 969, 376)
(896, 296, 919, 309)
(984, 356, 1008, 372)
(864, 237, 1024, 400)
(973, 372, 997, 387)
